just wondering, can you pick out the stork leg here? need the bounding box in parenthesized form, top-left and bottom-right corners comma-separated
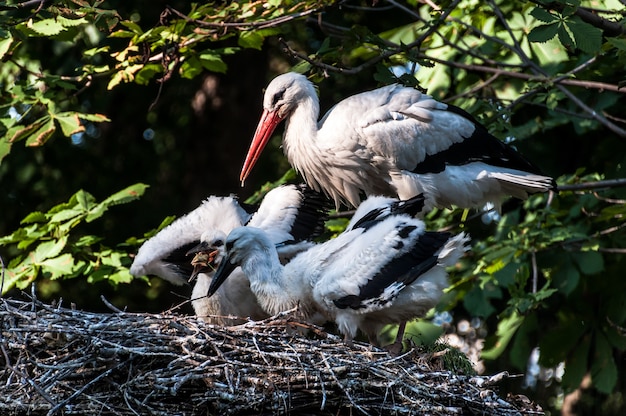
(343, 334, 354, 349)
(385, 321, 407, 356)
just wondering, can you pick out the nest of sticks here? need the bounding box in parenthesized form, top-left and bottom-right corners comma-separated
(0, 295, 544, 415)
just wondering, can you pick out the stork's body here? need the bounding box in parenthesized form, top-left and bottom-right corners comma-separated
(131, 184, 330, 325)
(242, 72, 556, 211)
(208, 194, 469, 348)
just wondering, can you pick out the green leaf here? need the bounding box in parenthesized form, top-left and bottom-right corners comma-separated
(7, 119, 47, 143)
(539, 321, 587, 367)
(530, 7, 557, 23)
(528, 23, 559, 43)
(120, 20, 143, 35)
(40, 254, 76, 279)
(0, 37, 12, 60)
(481, 312, 524, 360)
(557, 25, 575, 50)
(106, 269, 134, 284)
(21, 211, 46, 224)
(86, 183, 148, 222)
(493, 261, 518, 287)
(25, 118, 55, 147)
(101, 183, 148, 206)
(566, 18, 602, 54)
(135, 64, 162, 85)
(198, 53, 228, 73)
(32, 238, 67, 263)
(238, 30, 265, 50)
(57, 16, 88, 28)
(54, 113, 84, 136)
(463, 285, 499, 318)
(180, 56, 204, 79)
(552, 260, 580, 295)
(561, 334, 590, 393)
(77, 113, 110, 123)
(509, 314, 538, 370)
(591, 333, 618, 394)
(0, 138, 11, 164)
(48, 207, 83, 224)
(108, 30, 135, 39)
(607, 36, 626, 52)
(574, 250, 604, 275)
(29, 18, 66, 36)
(75, 189, 95, 211)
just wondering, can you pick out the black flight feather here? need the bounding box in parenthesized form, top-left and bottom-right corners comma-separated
(350, 193, 426, 231)
(333, 229, 451, 310)
(412, 104, 557, 192)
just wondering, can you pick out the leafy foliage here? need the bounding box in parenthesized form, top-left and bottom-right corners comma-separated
(1, 0, 626, 413)
(0, 184, 148, 294)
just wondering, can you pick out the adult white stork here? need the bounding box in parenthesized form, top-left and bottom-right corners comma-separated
(206, 194, 470, 352)
(130, 184, 330, 325)
(241, 72, 556, 211)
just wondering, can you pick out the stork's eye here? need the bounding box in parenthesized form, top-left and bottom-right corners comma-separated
(271, 89, 285, 106)
(213, 239, 224, 247)
(225, 241, 234, 251)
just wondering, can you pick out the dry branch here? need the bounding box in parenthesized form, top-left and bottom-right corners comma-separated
(0, 296, 543, 415)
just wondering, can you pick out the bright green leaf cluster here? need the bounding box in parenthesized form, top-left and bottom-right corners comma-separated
(0, 184, 149, 294)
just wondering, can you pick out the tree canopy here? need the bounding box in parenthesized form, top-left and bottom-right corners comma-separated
(1, 0, 626, 413)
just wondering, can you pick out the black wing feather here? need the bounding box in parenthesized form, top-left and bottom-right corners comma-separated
(350, 194, 426, 231)
(334, 229, 451, 310)
(412, 104, 556, 190)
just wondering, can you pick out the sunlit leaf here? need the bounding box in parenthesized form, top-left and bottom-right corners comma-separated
(54, 113, 85, 136)
(25, 118, 55, 147)
(21, 211, 46, 224)
(0, 37, 12, 60)
(481, 312, 524, 360)
(32, 237, 67, 263)
(29, 18, 66, 36)
(0, 138, 11, 164)
(238, 30, 265, 50)
(41, 254, 77, 279)
(198, 53, 228, 73)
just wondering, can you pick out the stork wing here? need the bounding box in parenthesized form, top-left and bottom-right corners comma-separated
(246, 184, 331, 244)
(332, 230, 451, 312)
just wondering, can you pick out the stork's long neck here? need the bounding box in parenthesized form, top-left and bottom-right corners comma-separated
(282, 94, 322, 179)
(239, 246, 298, 315)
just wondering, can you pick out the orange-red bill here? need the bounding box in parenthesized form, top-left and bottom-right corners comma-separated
(240, 109, 283, 184)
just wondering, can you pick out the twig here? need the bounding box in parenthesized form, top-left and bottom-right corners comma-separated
(100, 295, 126, 314)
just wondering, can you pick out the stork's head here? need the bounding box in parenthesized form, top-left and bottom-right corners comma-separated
(186, 229, 227, 282)
(240, 72, 318, 184)
(207, 227, 275, 297)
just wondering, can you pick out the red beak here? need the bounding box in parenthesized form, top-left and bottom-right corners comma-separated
(240, 109, 283, 185)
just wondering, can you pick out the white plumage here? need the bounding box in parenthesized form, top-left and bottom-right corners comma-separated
(130, 195, 250, 286)
(131, 184, 330, 325)
(240, 72, 556, 211)
(207, 194, 470, 349)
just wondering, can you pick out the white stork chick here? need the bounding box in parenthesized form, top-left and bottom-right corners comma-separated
(187, 184, 331, 324)
(129, 195, 250, 286)
(207, 194, 470, 351)
(241, 72, 556, 211)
